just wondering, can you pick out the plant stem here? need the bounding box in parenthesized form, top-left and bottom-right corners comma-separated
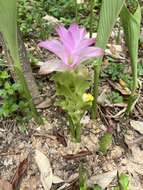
(126, 57, 138, 114)
(89, 0, 94, 37)
(14, 63, 43, 124)
(68, 115, 81, 142)
(92, 58, 102, 119)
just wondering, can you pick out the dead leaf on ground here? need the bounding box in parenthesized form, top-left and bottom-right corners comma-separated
(34, 150, 53, 190)
(43, 15, 60, 26)
(63, 150, 92, 160)
(53, 130, 67, 147)
(52, 176, 64, 184)
(0, 179, 13, 190)
(77, 0, 84, 4)
(108, 79, 131, 96)
(88, 170, 117, 189)
(11, 157, 28, 190)
(130, 120, 143, 134)
(36, 98, 52, 109)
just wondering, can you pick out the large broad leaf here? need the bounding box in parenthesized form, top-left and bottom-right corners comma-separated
(92, 0, 125, 118)
(120, 3, 141, 87)
(0, 0, 19, 62)
(120, 2, 141, 113)
(96, 0, 125, 49)
(0, 0, 42, 123)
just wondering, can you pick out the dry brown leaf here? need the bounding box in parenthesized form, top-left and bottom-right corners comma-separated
(0, 179, 13, 190)
(88, 170, 117, 189)
(63, 150, 92, 160)
(53, 130, 67, 147)
(130, 120, 143, 134)
(43, 15, 60, 26)
(36, 98, 52, 109)
(108, 79, 131, 95)
(35, 150, 53, 190)
(52, 176, 63, 184)
(77, 0, 84, 4)
(119, 143, 143, 189)
(11, 157, 28, 189)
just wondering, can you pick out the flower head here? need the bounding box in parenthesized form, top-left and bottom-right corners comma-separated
(38, 23, 104, 74)
(82, 93, 94, 102)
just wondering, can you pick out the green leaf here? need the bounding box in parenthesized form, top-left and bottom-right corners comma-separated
(0, 0, 19, 62)
(93, 184, 103, 190)
(120, 2, 141, 113)
(96, 0, 125, 49)
(113, 186, 120, 190)
(119, 173, 129, 190)
(99, 132, 112, 154)
(0, 0, 41, 123)
(0, 71, 9, 79)
(92, 0, 125, 118)
(79, 164, 87, 190)
(120, 2, 141, 84)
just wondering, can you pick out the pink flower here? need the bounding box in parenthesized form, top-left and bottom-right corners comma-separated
(38, 23, 104, 74)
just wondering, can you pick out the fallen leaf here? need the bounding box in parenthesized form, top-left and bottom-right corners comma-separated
(36, 98, 52, 109)
(88, 170, 117, 189)
(77, 0, 84, 4)
(108, 79, 131, 96)
(63, 150, 92, 160)
(53, 130, 67, 147)
(80, 115, 90, 125)
(130, 120, 143, 134)
(43, 15, 60, 26)
(52, 176, 63, 184)
(0, 179, 13, 190)
(34, 150, 53, 190)
(11, 157, 28, 189)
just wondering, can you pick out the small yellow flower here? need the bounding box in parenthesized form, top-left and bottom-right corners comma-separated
(82, 93, 94, 102)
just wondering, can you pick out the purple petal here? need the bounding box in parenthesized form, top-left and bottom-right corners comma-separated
(39, 59, 70, 75)
(73, 38, 96, 53)
(79, 47, 104, 62)
(56, 25, 73, 52)
(69, 23, 86, 47)
(38, 40, 69, 65)
(71, 47, 104, 67)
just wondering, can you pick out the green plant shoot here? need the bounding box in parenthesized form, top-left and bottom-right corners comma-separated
(99, 132, 112, 154)
(92, 0, 125, 118)
(79, 164, 88, 190)
(120, 1, 141, 114)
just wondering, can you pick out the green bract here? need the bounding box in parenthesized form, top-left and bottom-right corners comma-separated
(51, 71, 92, 142)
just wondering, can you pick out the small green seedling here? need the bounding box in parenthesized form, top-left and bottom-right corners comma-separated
(93, 184, 103, 190)
(79, 164, 88, 190)
(108, 91, 123, 104)
(114, 173, 129, 190)
(99, 132, 112, 154)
